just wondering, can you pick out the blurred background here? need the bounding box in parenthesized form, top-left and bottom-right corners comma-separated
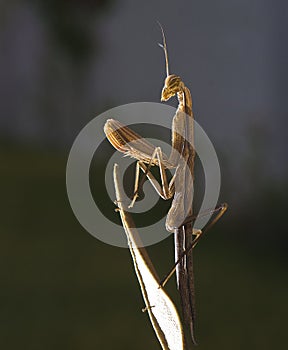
(1, 0, 287, 349)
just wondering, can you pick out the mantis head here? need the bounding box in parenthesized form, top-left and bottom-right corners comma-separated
(161, 74, 184, 101)
(158, 23, 184, 102)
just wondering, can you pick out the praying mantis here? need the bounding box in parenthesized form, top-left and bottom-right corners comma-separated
(104, 26, 227, 346)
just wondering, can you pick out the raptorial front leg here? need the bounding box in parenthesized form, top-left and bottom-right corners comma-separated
(129, 147, 175, 208)
(128, 160, 142, 208)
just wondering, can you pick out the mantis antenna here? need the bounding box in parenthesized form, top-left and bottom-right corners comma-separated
(157, 22, 170, 77)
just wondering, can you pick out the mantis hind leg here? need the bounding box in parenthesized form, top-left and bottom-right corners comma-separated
(159, 203, 228, 288)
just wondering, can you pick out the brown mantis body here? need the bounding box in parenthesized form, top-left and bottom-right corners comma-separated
(105, 59, 198, 347)
(104, 27, 227, 345)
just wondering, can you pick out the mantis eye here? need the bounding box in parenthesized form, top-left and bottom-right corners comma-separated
(165, 75, 181, 89)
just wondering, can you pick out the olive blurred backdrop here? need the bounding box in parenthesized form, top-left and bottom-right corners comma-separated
(1, 1, 287, 349)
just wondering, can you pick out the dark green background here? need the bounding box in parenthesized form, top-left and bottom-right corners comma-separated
(1, 144, 287, 350)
